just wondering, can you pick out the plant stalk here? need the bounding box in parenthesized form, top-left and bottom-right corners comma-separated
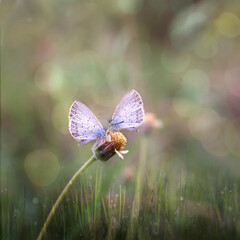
(37, 155, 96, 240)
(135, 136, 149, 216)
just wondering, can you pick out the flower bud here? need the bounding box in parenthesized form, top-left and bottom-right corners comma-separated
(142, 112, 163, 134)
(92, 132, 127, 161)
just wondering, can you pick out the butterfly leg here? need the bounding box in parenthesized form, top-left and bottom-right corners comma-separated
(105, 129, 112, 142)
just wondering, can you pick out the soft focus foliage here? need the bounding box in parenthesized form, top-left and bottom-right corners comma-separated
(1, 0, 240, 239)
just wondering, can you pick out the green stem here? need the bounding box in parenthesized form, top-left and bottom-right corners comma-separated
(37, 155, 96, 240)
(127, 137, 148, 239)
(135, 137, 149, 216)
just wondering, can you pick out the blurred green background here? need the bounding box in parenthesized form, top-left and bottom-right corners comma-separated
(1, 0, 240, 239)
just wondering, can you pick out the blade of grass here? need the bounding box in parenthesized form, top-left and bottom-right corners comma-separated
(102, 196, 108, 222)
(119, 185, 122, 222)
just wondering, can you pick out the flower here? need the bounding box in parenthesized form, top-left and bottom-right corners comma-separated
(123, 166, 135, 182)
(142, 112, 163, 134)
(92, 131, 128, 161)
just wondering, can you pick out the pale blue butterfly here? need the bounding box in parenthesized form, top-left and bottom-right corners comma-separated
(69, 89, 144, 146)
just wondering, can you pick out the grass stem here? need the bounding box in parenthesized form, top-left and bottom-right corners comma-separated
(135, 137, 149, 217)
(37, 155, 96, 240)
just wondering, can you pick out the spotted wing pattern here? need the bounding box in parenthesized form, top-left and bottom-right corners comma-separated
(69, 101, 106, 145)
(109, 89, 144, 131)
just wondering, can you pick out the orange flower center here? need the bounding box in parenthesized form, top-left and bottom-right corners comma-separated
(108, 132, 127, 151)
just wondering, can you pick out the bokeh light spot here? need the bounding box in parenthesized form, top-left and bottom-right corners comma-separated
(173, 69, 209, 118)
(188, 108, 222, 142)
(170, 10, 207, 51)
(182, 69, 210, 98)
(224, 68, 240, 98)
(35, 62, 64, 92)
(24, 149, 60, 187)
(202, 138, 228, 157)
(107, 61, 130, 91)
(216, 12, 240, 38)
(193, 34, 218, 58)
(117, 0, 143, 14)
(52, 101, 72, 134)
(161, 50, 190, 73)
(188, 109, 228, 157)
(173, 94, 202, 118)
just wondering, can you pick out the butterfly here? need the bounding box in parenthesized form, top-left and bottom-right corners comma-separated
(69, 89, 144, 146)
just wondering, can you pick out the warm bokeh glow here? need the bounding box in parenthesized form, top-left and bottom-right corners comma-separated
(24, 149, 60, 187)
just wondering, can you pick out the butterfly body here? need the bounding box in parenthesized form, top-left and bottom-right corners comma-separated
(69, 89, 144, 146)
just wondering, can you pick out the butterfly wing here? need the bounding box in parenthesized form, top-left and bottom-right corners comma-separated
(110, 89, 144, 131)
(69, 101, 106, 145)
